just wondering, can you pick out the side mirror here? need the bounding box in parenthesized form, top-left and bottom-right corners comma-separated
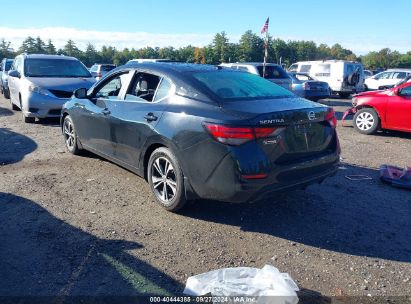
(8, 70, 20, 78)
(393, 88, 400, 96)
(74, 88, 88, 99)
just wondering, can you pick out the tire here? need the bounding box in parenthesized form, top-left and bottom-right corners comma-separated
(147, 147, 186, 212)
(353, 108, 380, 135)
(339, 92, 351, 99)
(23, 116, 35, 123)
(63, 115, 81, 155)
(4, 88, 10, 99)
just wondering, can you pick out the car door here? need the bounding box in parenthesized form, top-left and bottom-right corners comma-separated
(385, 83, 411, 131)
(74, 70, 133, 158)
(106, 71, 173, 170)
(8, 57, 22, 103)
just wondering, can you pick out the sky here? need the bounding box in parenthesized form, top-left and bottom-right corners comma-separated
(0, 0, 410, 55)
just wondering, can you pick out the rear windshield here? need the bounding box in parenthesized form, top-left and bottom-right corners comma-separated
(192, 71, 294, 101)
(256, 65, 288, 79)
(5, 60, 13, 71)
(101, 65, 116, 71)
(25, 59, 91, 78)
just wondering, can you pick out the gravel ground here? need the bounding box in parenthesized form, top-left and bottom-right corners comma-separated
(0, 94, 410, 302)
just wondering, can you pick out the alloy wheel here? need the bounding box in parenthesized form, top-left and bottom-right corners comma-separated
(150, 156, 177, 204)
(355, 112, 375, 131)
(63, 118, 75, 150)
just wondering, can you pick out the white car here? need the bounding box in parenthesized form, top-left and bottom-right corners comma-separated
(288, 60, 365, 98)
(364, 69, 411, 90)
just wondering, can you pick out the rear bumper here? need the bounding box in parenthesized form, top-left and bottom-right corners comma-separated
(190, 151, 340, 203)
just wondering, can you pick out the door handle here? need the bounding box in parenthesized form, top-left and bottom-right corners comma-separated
(144, 112, 158, 122)
(101, 109, 111, 115)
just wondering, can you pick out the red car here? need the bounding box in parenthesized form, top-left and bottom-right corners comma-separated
(342, 81, 411, 134)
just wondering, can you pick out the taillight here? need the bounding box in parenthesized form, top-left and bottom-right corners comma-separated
(325, 108, 337, 128)
(97, 72, 102, 78)
(204, 123, 278, 145)
(302, 82, 310, 90)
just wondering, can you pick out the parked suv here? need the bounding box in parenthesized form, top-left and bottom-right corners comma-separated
(89, 63, 116, 80)
(7, 54, 95, 123)
(0, 58, 14, 98)
(364, 69, 411, 90)
(220, 62, 292, 90)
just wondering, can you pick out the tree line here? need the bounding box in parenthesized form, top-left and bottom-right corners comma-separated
(1, 31, 410, 69)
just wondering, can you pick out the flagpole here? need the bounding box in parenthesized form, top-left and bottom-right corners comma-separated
(262, 18, 269, 78)
(263, 30, 268, 78)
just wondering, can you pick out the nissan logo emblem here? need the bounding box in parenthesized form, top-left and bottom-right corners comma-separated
(308, 111, 316, 120)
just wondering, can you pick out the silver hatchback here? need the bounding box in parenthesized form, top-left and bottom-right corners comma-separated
(8, 54, 95, 123)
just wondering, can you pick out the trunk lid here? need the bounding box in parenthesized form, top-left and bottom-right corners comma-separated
(221, 97, 336, 160)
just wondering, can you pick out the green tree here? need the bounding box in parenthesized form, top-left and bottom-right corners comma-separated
(63, 39, 82, 57)
(83, 43, 100, 66)
(238, 30, 264, 62)
(0, 39, 14, 59)
(34, 37, 46, 54)
(45, 39, 57, 55)
(212, 31, 229, 63)
(19, 36, 37, 54)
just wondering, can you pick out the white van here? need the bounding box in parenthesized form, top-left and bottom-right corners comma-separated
(220, 62, 292, 90)
(288, 60, 365, 98)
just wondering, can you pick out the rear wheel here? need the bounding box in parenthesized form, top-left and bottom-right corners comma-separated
(63, 115, 81, 155)
(353, 108, 380, 135)
(148, 147, 186, 212)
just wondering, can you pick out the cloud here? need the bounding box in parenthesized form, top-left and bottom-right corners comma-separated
(0, 26, 217, 50)
(0, 26, 409, 55)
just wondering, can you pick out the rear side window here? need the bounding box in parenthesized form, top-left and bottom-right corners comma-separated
(192, 71, 294, 101)
(153, 78, 173, 102)
(90, 65, 98, 72)
(256, 65, 288, 79)
(315, 64, 331, 77)
(393, 72, 406, 79)
(300, 65, 311, 73)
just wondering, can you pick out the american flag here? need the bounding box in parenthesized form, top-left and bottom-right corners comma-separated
(261, 17, 269, 34)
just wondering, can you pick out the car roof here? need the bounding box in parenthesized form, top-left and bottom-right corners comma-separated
(20, 54, 78, 61)
(123, 62, 222, 75)
(386, 68, 411, 72)
(224, 62, 281, 67)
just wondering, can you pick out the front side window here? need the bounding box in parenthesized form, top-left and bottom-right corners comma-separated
(288, 64, 298, 72)
(375, 72, 391, 80)
(192, 70, 294, 101)
(95, 72, 130, 99)
(24, 59, 91, 78)
(125, 72, 162, 102)
(400, 84, 411, 96)
(5, 60, 13, 71)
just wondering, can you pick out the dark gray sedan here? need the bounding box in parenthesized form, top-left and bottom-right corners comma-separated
(61, 63, 340, 212)
(289, 72, 330, 101)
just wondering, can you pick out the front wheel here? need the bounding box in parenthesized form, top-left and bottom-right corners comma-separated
(353, 108, 380, 135)
(63, 115, 81, 154)
(147, 147, 186, 212)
